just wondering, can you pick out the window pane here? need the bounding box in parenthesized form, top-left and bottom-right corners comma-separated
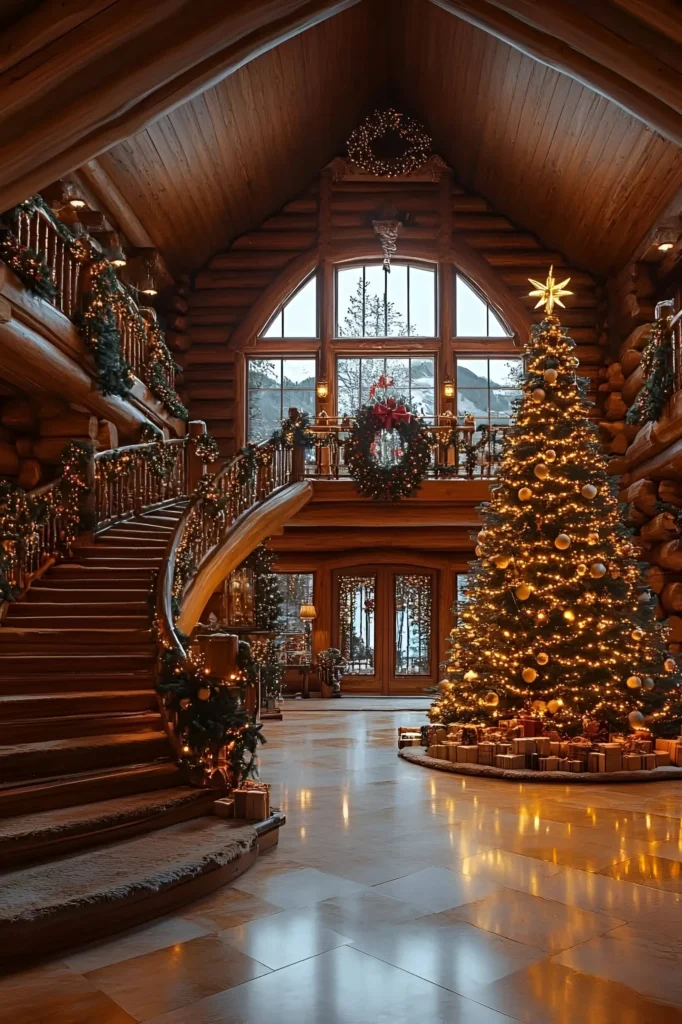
(489, 359, 522, 388)
(248, 359, 281, 388)
(395, 573, 432, 675)
(336, 266, 364, 337)
(337, 357, 360, 416)
(284, 388, 316, 417)
(262, 311, 283, 338)
(248, 389, 281, 442)
(339, 574, 375, 675)
(410, 357, 435, 390)
(364, 264, 387, 337)
(458, 388, 489, 417)
(409, 267, 436, 336)
(490, 389, 520, 423)
(457, 359, 489, 386)
(282, 359, 316, 388)
(386, 357, 410, 396)
(489, 308, 509, 337)
(282, 276, 317, 337)
(385, 264, 408, 337)
(456, 275, 488, 336)
(455, 573, 469, 625)
(360, 358, 387, 407)
(275, 573, 314, 633)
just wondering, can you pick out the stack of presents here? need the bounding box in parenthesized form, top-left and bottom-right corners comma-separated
(398, 719, 682, 774)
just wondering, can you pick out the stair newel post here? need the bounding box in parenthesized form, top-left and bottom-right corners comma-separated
(187, 420, 207, 495)
(78, 448, 98, 545)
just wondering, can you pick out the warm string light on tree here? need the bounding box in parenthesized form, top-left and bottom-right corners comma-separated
(430, 271, 682, 737)
(347, 109, 432, 177)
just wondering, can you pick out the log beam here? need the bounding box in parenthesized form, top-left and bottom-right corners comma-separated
(430, 0, 682, 147)
(0, 0, 362, 212)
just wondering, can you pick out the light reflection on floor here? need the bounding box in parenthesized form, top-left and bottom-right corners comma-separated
(4, 709, 682, 1023)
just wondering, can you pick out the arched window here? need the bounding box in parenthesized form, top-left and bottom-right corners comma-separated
(261, 274, 318, 338)
(336, 262, 436, 338)
(455, 274, 510, 337)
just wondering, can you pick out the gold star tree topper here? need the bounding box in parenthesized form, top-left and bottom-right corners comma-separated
(528, 266, 572, 314)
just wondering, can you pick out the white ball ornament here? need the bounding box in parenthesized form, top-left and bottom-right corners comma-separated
(581, 484, 597, 500)
(516, 583, 531, 601)
(545, 449, 557, 462)
(642, 677, 655, 691)
(522, 667, 538, 683)
(543, 368, 558, 384)
(590, 562, 607, 578)
(532, 388, 546, 403)
(626, 676, 642, 689)
(587, 532, 599, 545)
(483, 691, 500, 707)
(555, 534, 571, 550)
(664, 658, 676, 673)
(628, 710, 646, 729)
(577, 564, 587, 576)
(518, 487, 533, 501)
(534, 463, 549, 480)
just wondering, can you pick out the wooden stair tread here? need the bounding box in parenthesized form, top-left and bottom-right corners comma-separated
(0, 730, 169, 758)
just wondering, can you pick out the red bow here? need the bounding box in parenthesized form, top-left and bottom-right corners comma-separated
(372, 397, 411, 430)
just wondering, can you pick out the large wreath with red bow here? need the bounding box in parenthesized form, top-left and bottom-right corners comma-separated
(345, 376, 431, 501)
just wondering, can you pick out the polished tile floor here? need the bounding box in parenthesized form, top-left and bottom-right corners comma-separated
(5, 709, 682, 1023)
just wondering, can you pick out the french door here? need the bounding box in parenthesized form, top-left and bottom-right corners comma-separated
(333, 566, 437, 694)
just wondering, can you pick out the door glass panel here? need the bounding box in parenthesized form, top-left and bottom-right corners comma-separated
(395, 573, 432, 675)
(339, 575, 376, 675)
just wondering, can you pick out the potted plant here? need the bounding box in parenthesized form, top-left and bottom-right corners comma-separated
(317, 648, 345, 698)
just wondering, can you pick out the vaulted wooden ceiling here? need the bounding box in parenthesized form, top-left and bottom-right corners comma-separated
(1, 0, 682, 279)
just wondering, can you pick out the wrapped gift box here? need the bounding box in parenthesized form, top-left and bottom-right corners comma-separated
(568, 742, 591, 764)
(588, 751, 605, 773)
(477, 742, 496, 765)
(623, 753, 642, 771)
(539, 756, 560, 771)
(443, 742, 459, 762)
(558, 758, 571, 771)
(655, 750, 671, 767)
(426, 725, 447, 744)
(655, 738, 677, 753)
(511, 737, 536, 754)
(496, 753, 526, 770)
(535, 737, 551, 756)
(597, 743, 623, 772)
(549, 741, 562, 756)
(457, 745, 478, 763)
(495, 742, 511, 755)
(642, 753, 656, 770)
(567, 759, 584, 773)
(427, 744, 449, 759)
(637, 740, 653, 754)
(673, 745, 682, 767)
(233, 783, 270, 820)
(399, 737, 422, 748)
(520, 717, 543, 737)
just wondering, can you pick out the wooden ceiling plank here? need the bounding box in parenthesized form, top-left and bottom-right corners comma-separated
(0, 0, 119, 75)
(609, 0, 682, 46)
(430, 0, 682, 147)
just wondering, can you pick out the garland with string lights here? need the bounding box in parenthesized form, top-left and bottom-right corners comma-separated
(193, 432, 219, 464)
(347, 109, 432, 178)
(270, 410, 315, 449)
(430, 271, 682, 737)
(0, 194, 87, 301)
(626, 315, 675, 427)
(157, 642, 264, 786)
(73, 260, 135, 397)
(346, 377, 431, 501)
(144, 317, 188, 421)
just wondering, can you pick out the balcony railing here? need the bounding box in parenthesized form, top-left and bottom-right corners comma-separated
(303, 415, 509, 480)
(13, 203, 84, 318)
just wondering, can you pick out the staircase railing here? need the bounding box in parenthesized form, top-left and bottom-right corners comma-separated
(93, 437, 189, 532)
(13, 203, 83, 318)
(0, 477, 73, 600)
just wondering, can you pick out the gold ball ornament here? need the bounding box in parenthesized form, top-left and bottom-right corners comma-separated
(438, 679, 450, 692)
(563, 609, 576, 622)
(179, 698, 191, 709)
(545, 449, 557, 462)
(631, 628, 644, 641)
(543, 368, 558, 384)
(494, 555, 510, 569)
(547, 699, 560, 713)
(522, 667, 538, 683)
(464, 669, 478, 681)
(577, 564, 587, 576)
(532, 388, 546, 403)
(642, 677, 655, 691)
(664, 658, 676, 672)
(518, 487, 533, 501)
(197, 687, 211, 701)
(587, 532, 599, 545)
(516, 582, 531, 601)
(555, 533, 571, 550)
(532, 700, 548, 713)
(475, 545, 482, 557)
(477, 530, 488, 542)
(483, 691, 500, 707)
(628, 710, 646, 729)
(534, 463, 549, 480)
(536, 652, 549, 665)
(626, 676, 642, 689)
(581, 484, 598, 500)
(590, 562, 607, 578)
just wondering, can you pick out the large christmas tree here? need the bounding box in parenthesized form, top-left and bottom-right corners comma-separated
(431, 270, 682, 737)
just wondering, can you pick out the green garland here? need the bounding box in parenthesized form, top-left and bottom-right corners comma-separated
(0, 235, 58, 301)
(157, 644, 264, 786)
(627, 316, 675, 426)
(193, 432, 219, 464)
(270, 410, 315, 449)
(144, 317, 188, 421)
(73, 260, 135, 398)
(346, 403, 431, 501)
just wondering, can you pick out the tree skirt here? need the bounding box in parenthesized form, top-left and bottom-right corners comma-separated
(399, 746, 682, 783)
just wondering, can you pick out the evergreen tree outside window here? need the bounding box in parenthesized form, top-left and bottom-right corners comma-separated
(336, 263, 435, 338)
(247, 358, 316, 442)
(337, 356, 435, 417)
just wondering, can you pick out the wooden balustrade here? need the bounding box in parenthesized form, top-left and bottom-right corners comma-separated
(94, 438, 188, 531)
(1, 479, 73, 598)
(305, 416, 509, 479)
(14, 205, 83, 318)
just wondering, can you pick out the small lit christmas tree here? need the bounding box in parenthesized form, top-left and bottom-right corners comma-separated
(431, 270, 682, 737)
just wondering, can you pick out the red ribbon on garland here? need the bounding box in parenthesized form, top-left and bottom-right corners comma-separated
(372, 397, 411, 430)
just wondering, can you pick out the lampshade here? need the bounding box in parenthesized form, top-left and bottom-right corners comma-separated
(299, 603, 317, 621)
(316, 377, 329, 400)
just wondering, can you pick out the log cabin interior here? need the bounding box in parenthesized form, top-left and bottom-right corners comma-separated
(3, 1, 682, 1020)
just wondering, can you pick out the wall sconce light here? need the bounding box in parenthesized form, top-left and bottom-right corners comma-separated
(443, 376, 455, 400)
(656, 227, 676, 252)
(316, 377, 329, 401)
(109, 245, 127, 268)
